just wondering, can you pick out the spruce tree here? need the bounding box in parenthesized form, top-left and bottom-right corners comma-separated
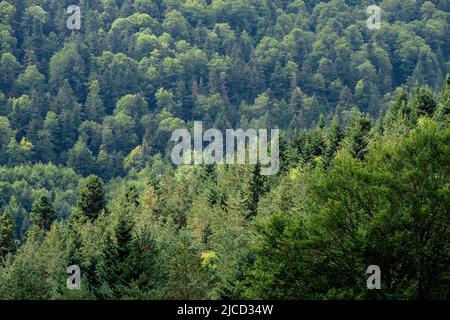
(85, 79, 105, 123)
(96, 210, 133, 297)
(325, 116, 343, 165)
(78, 175, 106, 221)
(95, 231, 119, 298)
(201, 164, 218, 207)
(343, 110, 372, 160)
(303, 122, 326, 162)
(53, 80, 82, 153)
(30, 196, 56, 231)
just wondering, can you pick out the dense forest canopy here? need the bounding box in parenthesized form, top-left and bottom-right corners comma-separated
(0, 0, 449, 300)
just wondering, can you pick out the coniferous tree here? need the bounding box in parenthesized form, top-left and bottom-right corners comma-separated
(96, 187, 159, 299)
(67, 138, 96, 176)
(77, 175, 106, 221)
(0, 0, 449, 301)
(410, 86, 437, 120)
(0, 212, 16, 259)
(302, 120, 326, 163)
(248, 163, 263, 218)
(85, 79, 105, 123)
(385, 88, 410, 123)
(434, 75, 450, 122)
(30, 196, 56, 231)
(343, 110, 372, 160)
(325, 116, 343, 165)
(53, 80, 82, 153)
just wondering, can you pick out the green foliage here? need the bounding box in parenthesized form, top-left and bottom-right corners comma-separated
(85, 79, 105, 123)
(0, 211, 16, 259)
(240, 108, 450, 300)
(67, 138, 96, 176)
(0, 0, 448, 301)
(410, 86, 438, 120)
(342, 109, 372, 159)
(0, 0, 448, 176)
(77, 175, 106, 221)
(30, 196, 56, 231)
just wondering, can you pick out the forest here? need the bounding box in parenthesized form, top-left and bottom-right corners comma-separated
(0, 0, 449, 299)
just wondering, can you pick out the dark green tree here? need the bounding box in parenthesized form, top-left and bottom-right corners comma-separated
(30, 196, 56, 231)
(77, 175, 106, 221)
(248, 163, 263, 218)
(67, 138, 96, 176)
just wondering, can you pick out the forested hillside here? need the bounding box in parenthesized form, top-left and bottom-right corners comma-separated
(0, 0, 449, 300)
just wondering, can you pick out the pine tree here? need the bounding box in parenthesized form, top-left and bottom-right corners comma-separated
(411, 50, 442, 89)
(0, 212, 16, 258)
(77, 175, 106, 221)
(30, 196, 56, 231)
